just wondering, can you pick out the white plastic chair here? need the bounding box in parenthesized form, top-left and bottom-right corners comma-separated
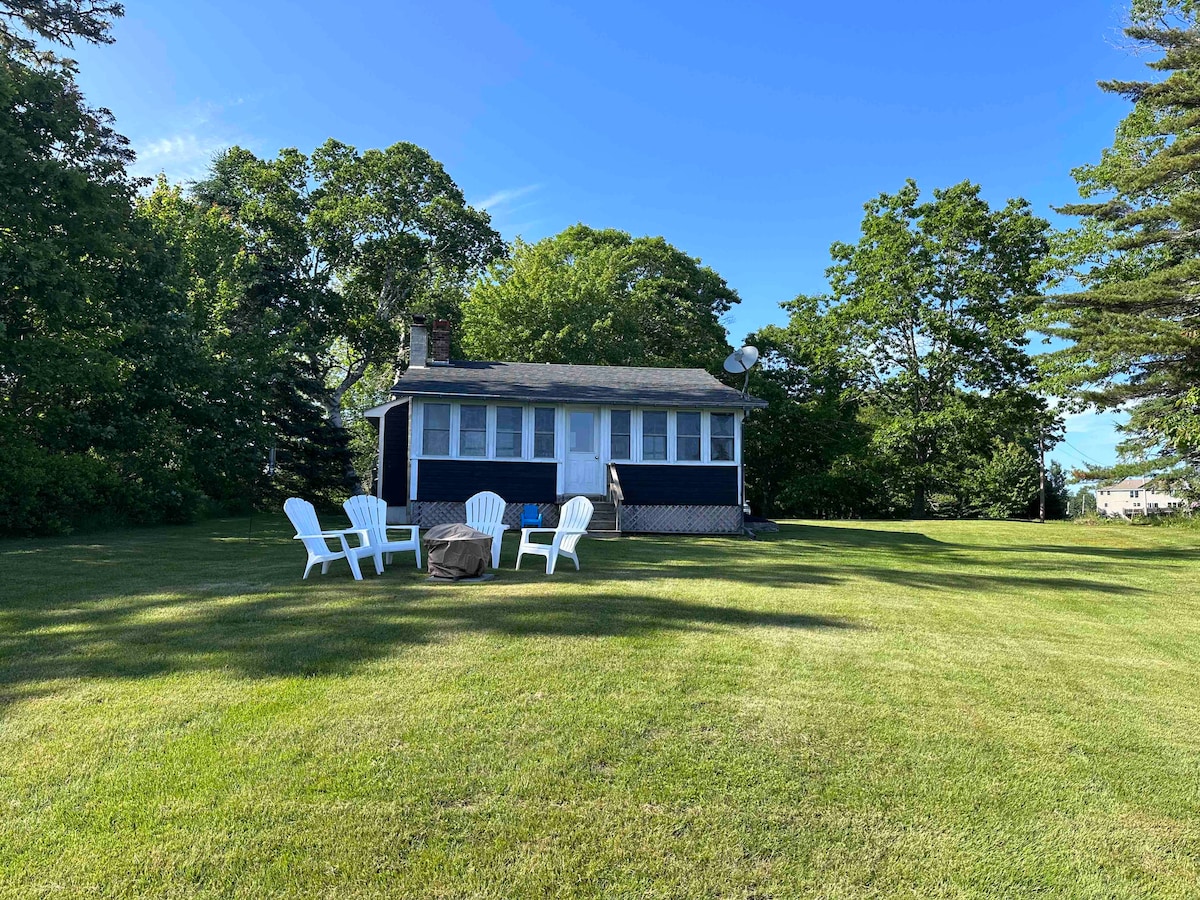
(465, 490, 508, 569)
(343, 494, 421, 569)
(284, 497, 379, 580)
(516, 496, 594, 575)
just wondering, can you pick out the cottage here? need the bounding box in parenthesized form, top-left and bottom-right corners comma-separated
(1095, 477, 1188, 518)
(363, 319, 767, 534)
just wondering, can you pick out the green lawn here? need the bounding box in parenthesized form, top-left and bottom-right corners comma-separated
(1, 518, 1198, 898)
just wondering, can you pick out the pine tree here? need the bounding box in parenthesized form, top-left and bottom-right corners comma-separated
(1047, 1, 1200, 476)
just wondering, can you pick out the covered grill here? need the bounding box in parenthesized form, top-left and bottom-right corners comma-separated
(423, 523, 492, 580)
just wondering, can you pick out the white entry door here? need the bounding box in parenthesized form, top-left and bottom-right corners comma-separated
(564, 408, 603, 495)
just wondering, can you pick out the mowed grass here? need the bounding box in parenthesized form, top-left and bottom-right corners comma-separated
(1, 518, 1198, 898)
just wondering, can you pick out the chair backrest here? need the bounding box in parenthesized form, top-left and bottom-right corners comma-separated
(521, 503, 542, 527)
(557, 496, 594, 553)
(343, 494, 386, 545)
(285, 497, 333, 556)
(465, 490, 506, 526)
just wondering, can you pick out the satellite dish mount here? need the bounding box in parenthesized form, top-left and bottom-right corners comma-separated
(722, 345, 760, 398)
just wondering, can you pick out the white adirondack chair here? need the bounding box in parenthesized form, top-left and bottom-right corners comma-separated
(516, 496, 594, 575)
(284, 497, 379, 581)
(465, 490, 508, 569)
(343, 494, 421, 569)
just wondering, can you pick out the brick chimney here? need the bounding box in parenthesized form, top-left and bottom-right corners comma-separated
(409, 316, 428, 368)
(430, 319, 451, 366)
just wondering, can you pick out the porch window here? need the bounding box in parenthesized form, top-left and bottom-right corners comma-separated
(710, 413, 735, 461)
(676, 412, 701, 461)
(610, 410, 631, 460)
(496, 406, 523, 458)
(459, 405, 486, 457)
(422, 403, 450, 456)
(533, 407, 555, 458)
(642, 411, 667, 460)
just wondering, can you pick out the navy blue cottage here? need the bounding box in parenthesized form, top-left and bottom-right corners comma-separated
(363, 320, 767, 534)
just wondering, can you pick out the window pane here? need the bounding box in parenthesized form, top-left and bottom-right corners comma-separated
(497, 406, 523, 432)
(533, 407, 555, 458)
(676, 412, 700, 437)
(610, 410, 631, 460)
(710, 413, 735, 461)
(423, 403, 450, 455)
(677, 435, 700, 461)
(424, 429, 450, 456)
(643, 411, 667, 435)
(459, 404, 486, 457)
(569, 411, 594, 452)
(642, 411, 667, 460)
(460, 405, 486, 430)
(496, 406, 522, 458)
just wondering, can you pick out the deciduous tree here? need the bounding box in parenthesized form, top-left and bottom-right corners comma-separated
(461, 225, 738, 369)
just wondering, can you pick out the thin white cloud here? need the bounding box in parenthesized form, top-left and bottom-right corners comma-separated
(473, 184, 540, 211)
(129, 97, 258, 185)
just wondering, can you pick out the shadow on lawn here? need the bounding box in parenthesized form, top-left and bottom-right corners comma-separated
(0, 517, 1152, 708)
(0, 578, 858, 707)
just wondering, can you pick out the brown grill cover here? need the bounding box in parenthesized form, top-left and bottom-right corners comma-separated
(424, 523, 492, 580)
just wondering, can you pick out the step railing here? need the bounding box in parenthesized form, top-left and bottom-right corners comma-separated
(606, 463, 624, 534)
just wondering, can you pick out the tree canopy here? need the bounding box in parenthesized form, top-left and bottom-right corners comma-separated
(461, 225, 738, 369)
(192, 140, 504, 490)
(818, 181, 1056, 516)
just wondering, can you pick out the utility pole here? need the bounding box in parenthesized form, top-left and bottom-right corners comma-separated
(1038, 431, 1046, 524)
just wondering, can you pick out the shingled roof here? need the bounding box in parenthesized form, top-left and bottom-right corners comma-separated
(390, 360, 767, 409)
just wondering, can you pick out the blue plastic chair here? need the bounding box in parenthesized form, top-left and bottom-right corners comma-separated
(520, 504, 543, 528)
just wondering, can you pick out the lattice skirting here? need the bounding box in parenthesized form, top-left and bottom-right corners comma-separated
(621, 505, 742, 534)
(410, 501, 559, 530)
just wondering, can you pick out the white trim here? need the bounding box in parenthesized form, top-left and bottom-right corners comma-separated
(376, 407, 386, 500)
(363, 398, 409, 419)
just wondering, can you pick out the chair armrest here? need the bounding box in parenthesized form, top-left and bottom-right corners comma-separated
(384, 525, 419, 538)
(520, 527, 559, 536)
(293, 531, 362, 541)
(335, 528, 371, 547)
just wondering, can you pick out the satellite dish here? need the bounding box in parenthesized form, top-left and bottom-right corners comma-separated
(723, 345, 760, 374)
(722, 345, 759, 399)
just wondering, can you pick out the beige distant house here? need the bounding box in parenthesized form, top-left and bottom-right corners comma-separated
(1095, 477, 1188, 518)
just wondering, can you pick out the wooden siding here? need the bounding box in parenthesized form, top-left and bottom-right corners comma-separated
(416, 460, 557, 503)
(614, 464, 739, 506)
(381, 403, 409, 506)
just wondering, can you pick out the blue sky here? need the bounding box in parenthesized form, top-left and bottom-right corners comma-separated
(71, 0, 1150, 476)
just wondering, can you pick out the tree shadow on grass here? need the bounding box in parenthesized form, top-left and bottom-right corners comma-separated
(0, 517, 1155, 710)
(0, 578, 860, 710)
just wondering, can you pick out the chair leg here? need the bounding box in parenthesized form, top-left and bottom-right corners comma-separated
(346, 553, 363, 581)
(413, 545, 422, 569)
(321, 561, 330, 575)
(385, 552, 393, 565)
(303, 559, 314, 579)
(546, 549, 556, 575)
(515, 550, 523, 570)
(373, 551, 384, 575)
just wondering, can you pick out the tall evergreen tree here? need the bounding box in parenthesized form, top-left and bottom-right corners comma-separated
(1046, 1, 1200, 478)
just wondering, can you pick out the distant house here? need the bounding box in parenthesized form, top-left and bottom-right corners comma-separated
(363, 319, 767, 535)
(1095, 477, 1188, 518)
